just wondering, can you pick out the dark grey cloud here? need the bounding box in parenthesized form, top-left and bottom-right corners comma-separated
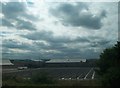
(100, 10, 107, 17)
(19, 30, 114, 59)
(84, 36, 111, 48)
(16, 19, 36, 30)
(2, 51, 46, 60)
(1, 2, 37, 30)
(40, 48, 99, 59)
(22, 30, 53, 40)
(2, 32, 114, 60)
(2, 39, 44, 59)
(2, 2, 26, 18)
(22, 30, 112, 49)
(2, 39, 31, 50)
(22, 30, 75, 44)
(50, 3, 107, 29)
(90, 40, 111, 48)
(47, 36, 112, 59)
(0, 18, 14, 27)
(79, 49, 100, 59)
(2, 28, 114, 59)
(2, 38, 50, 59)
(22, 30, 90, 43)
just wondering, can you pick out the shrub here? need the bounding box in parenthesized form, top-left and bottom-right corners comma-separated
(30, 71, 55, 84)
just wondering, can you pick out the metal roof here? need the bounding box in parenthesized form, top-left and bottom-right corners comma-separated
(0, 59, 14, 65)
(46, 59, 86, 63)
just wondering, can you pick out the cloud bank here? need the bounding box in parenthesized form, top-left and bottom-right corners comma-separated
(1, 2, 118, 60)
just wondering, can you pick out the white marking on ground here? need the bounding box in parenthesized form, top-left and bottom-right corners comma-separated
(77, 74, 82, 80)
(92, 71, 95, 79)
(84, 68, 93, 79)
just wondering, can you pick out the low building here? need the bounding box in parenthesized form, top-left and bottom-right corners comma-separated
(2, 59, 14, 65)
(1, 59, 15, 69)
(46, 59, 86, 63)
(9, 59, 45, 68)
(45, 59, 87, 67)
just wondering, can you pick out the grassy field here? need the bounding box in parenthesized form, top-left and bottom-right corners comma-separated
(2, 72, 102, 88)
(2, 79, 102, 88)
(2, 67, 103, 88)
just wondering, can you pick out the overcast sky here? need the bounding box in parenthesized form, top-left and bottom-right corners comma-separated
(1, 0, 118, 60)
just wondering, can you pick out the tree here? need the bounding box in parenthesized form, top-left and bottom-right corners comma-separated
(97, 42, 120, 88)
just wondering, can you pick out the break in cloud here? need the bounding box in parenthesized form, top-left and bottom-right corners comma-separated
(1, 1, 118, 60)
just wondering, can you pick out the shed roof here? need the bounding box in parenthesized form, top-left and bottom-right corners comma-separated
(46, 59, 86, 63)
(0, 59, 14, 65)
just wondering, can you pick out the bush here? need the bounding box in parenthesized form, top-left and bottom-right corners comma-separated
(30, 71, 55, 84)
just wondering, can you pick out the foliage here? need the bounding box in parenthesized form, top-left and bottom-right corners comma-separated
(97, 42, 120, 87)
(30, 71, 56, 84)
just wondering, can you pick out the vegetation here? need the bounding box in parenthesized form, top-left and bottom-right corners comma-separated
(30, 71, 56, 84)
(97, 42, 120, 88)
(2, 71, 101, 87)
(2, 78, 101, 88)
